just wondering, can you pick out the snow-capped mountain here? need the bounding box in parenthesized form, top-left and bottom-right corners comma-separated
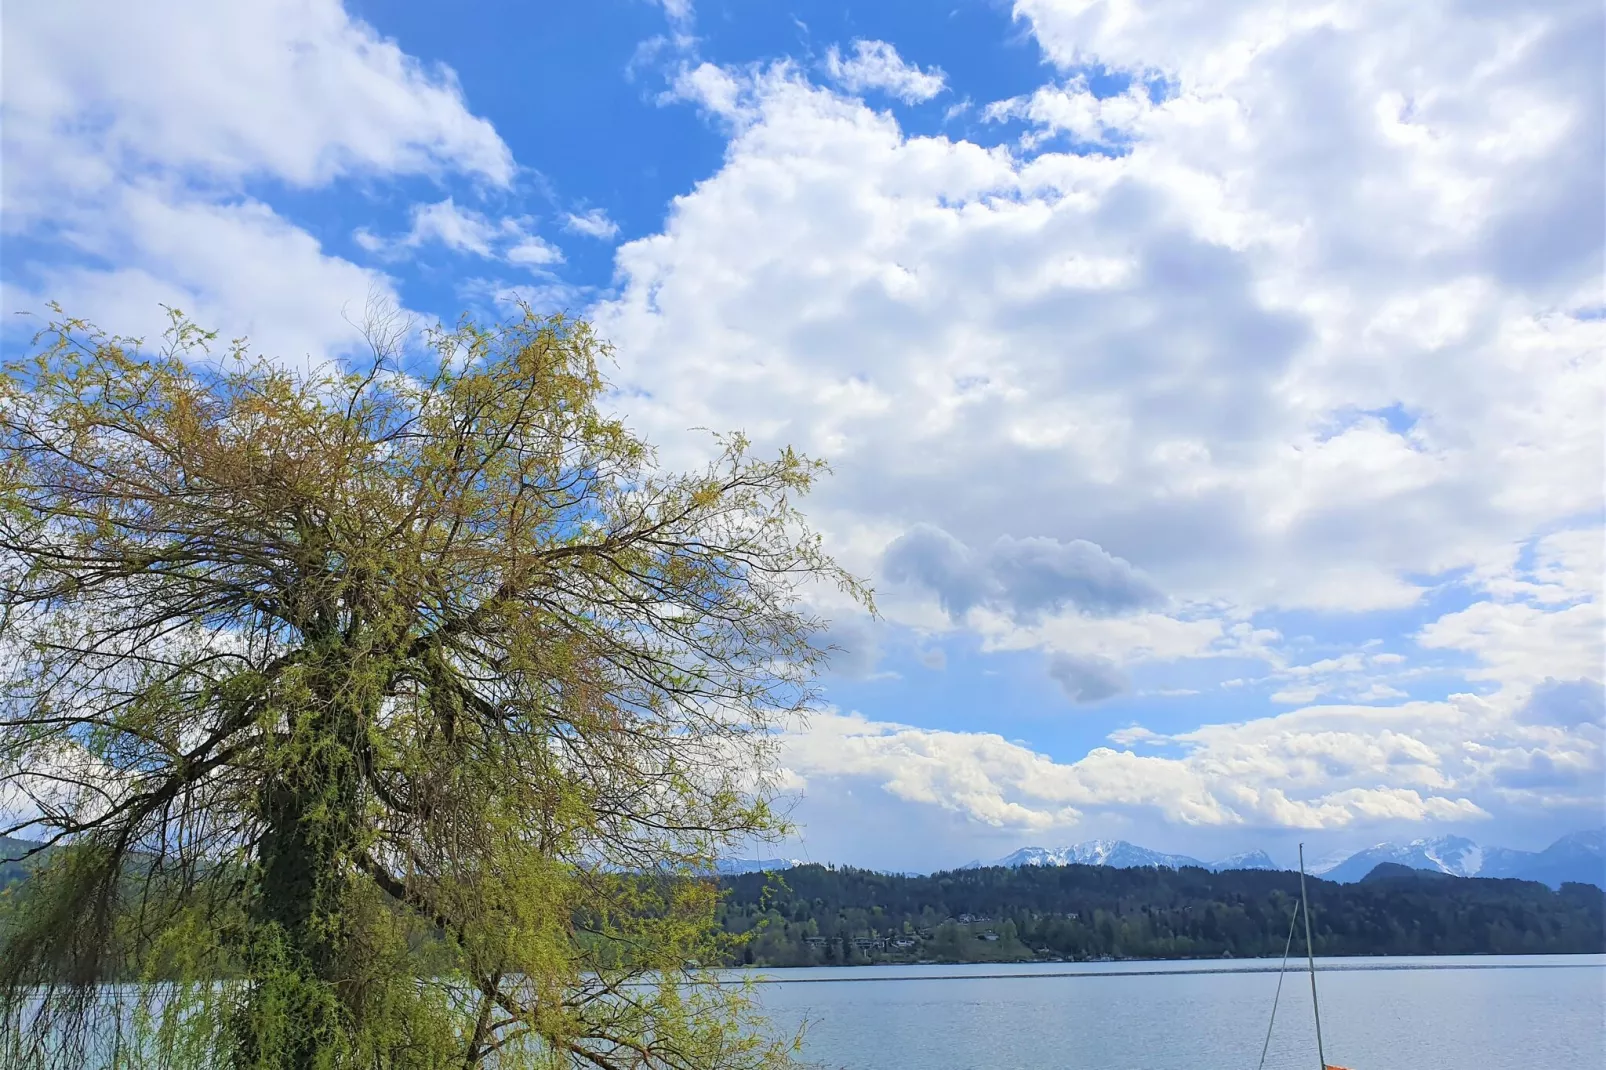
(970, 840, 1207, 871)
(1460, 845, 1541, 880)
(1316, 831, 1604, 889)
(1318, 836, 1487, 883)
(968, 840, 1286, 873)
(963, 835, 1291, 873)
(1517, 830, 1605, 888)
(960, 830, 1603, 888)
(714, 857, 805, 875)
(1209, 849, 1278, 871)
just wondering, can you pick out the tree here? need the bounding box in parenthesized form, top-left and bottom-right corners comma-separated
(0, 307, 865, 1069)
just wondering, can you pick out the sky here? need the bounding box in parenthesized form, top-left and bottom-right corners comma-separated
(2, 0, 1602, 873)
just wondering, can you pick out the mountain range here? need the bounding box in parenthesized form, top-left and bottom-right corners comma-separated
(713, 857, 805, 876)
(1309, 831, 1604, 888)
(960, 830, 1605, 889)
(961, 839, 1277, 874)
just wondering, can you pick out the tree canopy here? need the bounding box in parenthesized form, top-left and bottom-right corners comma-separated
(0, 307, 864, 1069)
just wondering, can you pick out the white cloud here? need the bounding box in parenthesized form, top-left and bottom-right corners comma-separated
(505, 237, 564, 268)
(984, 76, 1156, 148)
(1, 740, 126, 840)
(824, 40, 947, 104)
(1254, 650, 1432, 705)
(3, 0, 511, 213)
(7, 188, 395, 363)
(364, 198, 500, 257)
(8, 0, 1600, 854)
(781, 703, 1501, 835)
(1469, 526, 1604, 607)
(768, 676, 1600, 865)
(565, 208, 621, 240)
(1415, 523, 1603, 692)
(663, 62, 755, 123)
(978, 609, 1255, 666)
(600, 1, 1603, 842)
(652, 0, 696, 32)
(600, 2, 1601, 613)
(456, 277, 589, 320)
(2, 0, 515, 362)
(354, 199, 563, 271)
(1420, 599, 1603, 689)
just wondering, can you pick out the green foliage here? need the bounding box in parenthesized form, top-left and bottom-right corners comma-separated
(0, 306, 863, 1069)
(0, 837, 34, 891)
(717, 864, 1606, 965)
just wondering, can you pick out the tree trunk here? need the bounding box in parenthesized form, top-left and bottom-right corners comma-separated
(235, 676, 368, 1070)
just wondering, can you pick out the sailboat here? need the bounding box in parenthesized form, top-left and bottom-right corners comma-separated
(1256, 843, 1352, 1070)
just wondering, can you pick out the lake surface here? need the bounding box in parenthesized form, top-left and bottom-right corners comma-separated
(743, 956, 1606, 1069)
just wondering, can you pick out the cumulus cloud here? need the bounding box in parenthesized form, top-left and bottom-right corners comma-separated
(564, 208, 621, 240)
(662, 62, 756, 123)
(780, 705, 1494, 836)
(824, 40, 946, 103)
(6, 190, 396, 363)
(3, 0, 512, 210)
(2, 0, 513, 360)
(881, 524, 990, 618)
(990, 534, 1167, 617)
(593, 2, 1603, 847)
(1519, 678, 1606, 728)
(9, 0, 1601, 856)
(355, 198, 562, 269)
(600, 5, 1601, 625)
(1047, 651, 1128, 704)
(984, 75, 1156, 149)
(1419, 598, 1603, 688)
(882, 523, 1164, 622)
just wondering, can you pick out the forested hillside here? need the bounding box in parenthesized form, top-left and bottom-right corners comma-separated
(0, 840, 29, 891)
(717, 863, 1606, 966)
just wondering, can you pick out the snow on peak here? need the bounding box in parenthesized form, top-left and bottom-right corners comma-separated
(1314, 830, 1603, 888)
(1210, 849, 1278, 871)
(714, 857, 805, 875)
(1421, 836, 1484, 877)
(978, 840, 1207, 871)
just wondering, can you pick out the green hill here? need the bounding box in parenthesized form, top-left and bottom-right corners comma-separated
(0, 836, 43, 890)
(717, 862, 1606, 966)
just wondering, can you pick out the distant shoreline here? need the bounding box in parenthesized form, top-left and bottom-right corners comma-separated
(722, 954, 1606, 983)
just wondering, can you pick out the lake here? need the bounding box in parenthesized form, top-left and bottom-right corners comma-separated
(744, 956, 1606, 1069)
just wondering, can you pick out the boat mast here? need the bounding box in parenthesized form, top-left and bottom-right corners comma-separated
(1298, 843, 1327, 1070)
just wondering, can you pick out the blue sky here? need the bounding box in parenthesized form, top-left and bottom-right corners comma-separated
(3, 0, 1602, 873)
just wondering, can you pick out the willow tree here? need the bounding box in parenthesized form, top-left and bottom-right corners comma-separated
(0, 307, 862, 1070)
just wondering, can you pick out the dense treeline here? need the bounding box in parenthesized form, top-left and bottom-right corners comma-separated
(716, 863, 1606, 966)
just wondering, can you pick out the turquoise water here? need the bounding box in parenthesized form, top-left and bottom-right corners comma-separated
(745, 956, 1606, 1069)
